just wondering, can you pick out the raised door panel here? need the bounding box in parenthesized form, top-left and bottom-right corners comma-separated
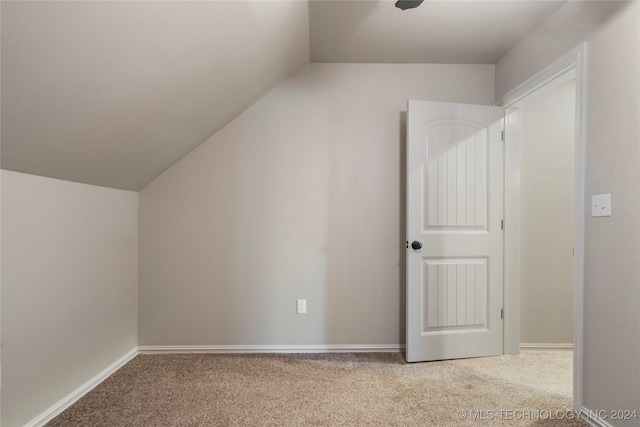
(422, 258, 487, 333)
(424, 120, 488, 231)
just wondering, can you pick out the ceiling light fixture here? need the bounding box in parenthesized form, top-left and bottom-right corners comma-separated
(395, 0, 424, 11)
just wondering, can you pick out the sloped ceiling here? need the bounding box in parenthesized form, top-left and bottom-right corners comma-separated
(1, 1, 310, 190)
(1, 1, 565, 191)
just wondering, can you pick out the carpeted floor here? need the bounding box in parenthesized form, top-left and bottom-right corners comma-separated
(47, 351, 587, 426)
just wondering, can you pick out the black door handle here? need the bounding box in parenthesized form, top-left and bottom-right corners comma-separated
(411, 241, 422, 250)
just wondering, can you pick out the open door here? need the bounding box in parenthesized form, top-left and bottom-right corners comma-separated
(406, 100, 504, 362)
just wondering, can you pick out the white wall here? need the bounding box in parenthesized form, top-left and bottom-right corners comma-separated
(494, 1, 628, 99)
(496, 1, 640, 421)
(1, 171, 139, 427)
(519, 80, 575, 345)
(582, 3, 640, 419)
(139, 63, 495, 346)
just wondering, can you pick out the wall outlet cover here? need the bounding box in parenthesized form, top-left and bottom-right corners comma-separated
(592, 193, 611, 217)
(296, 299, 307, 314)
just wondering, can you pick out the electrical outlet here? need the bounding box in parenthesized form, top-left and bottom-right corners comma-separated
(592, 193, 611, 217)
(297, 299, 307, 314)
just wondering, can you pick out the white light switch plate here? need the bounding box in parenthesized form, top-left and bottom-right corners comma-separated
(592, 193, 611, 217)
(297, 299, 307, 314)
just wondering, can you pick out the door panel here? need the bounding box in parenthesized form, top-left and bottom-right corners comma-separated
(423, 258, 486, 329)
(425, 120, 487, 229)
(407, 100, 504, 363)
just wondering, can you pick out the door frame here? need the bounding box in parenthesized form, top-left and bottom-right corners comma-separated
(493, 43, 587, 411)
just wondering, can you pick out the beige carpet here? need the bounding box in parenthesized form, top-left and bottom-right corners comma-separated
(47, 351, 587, 426)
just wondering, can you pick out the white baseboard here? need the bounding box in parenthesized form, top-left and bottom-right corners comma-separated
(24, 347, 138, 427)
(138, 344, 405, 354)
(579, 406, 614, 427)
(520, 343, 573, 350)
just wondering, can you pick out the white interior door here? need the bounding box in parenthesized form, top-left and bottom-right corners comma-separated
(406, 100, 504, 362)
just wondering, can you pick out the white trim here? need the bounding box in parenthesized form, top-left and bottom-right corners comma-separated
(494, 42, 587, 411)
(24, 347, 138, 427)
(572, 43, 587, 413)
(138, 344, 405, 354)
(520, 343, 573, 350)
(503, 107, 521, 355)
(494, 45, 582, 108)
(579, 406, 614, 427)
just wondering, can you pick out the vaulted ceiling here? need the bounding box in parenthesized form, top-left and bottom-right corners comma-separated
(1, 1, 565, 191)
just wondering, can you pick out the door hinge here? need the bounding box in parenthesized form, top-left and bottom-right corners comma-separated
(501, 308, 504, 320)
(501, 219, 504, 230)
(501, 130, 504, 141)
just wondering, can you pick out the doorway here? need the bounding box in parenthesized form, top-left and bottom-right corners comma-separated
(518, 79, 576, 349)
(497, 43, 587, 410)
